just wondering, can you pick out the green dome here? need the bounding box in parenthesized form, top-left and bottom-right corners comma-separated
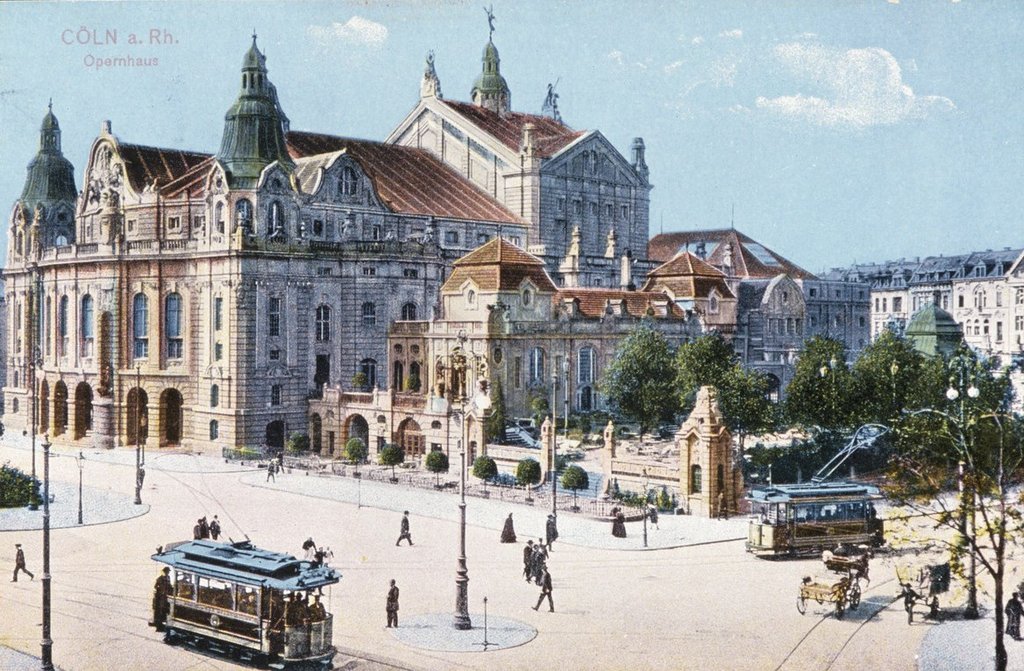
(905, 303, 962, 358)
(217, 37, 292, 188)
(20, 103, 77, 212)
(471, 39, 510, 113)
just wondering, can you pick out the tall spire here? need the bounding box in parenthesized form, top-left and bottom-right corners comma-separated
(217, 35, 293, 188)
(471, 9, 510, 114)
(20, 102, 77, 211)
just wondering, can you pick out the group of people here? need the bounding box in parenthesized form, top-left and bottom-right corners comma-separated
(514, 514, 558, 614)
(282, 592, 328, 626)
(301, 537, 334, 567)
(191, 515, 222, 541)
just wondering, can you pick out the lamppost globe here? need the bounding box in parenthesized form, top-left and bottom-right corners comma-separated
(946, 387, 959, 401)
(967, 385, 980, 399)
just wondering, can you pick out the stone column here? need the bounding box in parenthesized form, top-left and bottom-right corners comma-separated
(92, 396, 114, 449)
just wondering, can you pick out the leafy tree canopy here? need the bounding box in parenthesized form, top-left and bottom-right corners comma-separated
(560, 464, 589, 491)
(344, 437, 368, 464)
(425, 450, 449, 474)
(783, 336, 856, 431)
(600, 322, 678, 436)
(515, 458, 541, 487)
(472, 454, 498, 481)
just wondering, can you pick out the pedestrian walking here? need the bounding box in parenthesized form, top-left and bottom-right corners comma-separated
(12, 544, 33, 582)
(266, 461, 277, 482)
(531, 540, 547, 584)
(545, 514, 559, 551)
(396, 511, 413, 546)
(199, 516, 211, 539)
(1007, 592, 1023, 640)
(899, 582, 921, 625)
(150, 567, 172, 631)
(501, 513, 517, 543)
(192, 518, 203, 540)
(209, 516, 221, 541)
(648, 505, 660, 529)
(523, 540, 534, 581)
(717, 491, 728, 520)
(386, 579, 400, 627)
(532, 567, 554, 612)
(611, 507, 627, 538)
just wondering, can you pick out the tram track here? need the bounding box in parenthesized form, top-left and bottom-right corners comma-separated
(773, 577, 898, 671)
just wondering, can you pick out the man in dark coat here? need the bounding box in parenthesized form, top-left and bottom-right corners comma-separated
(151, 567, 172, 630)
(192, 519, 203, 540)
(532, 567, 554, 612)
(523, 540, 534, 581)
(1007, 592, 1023, 640)
(545, 514, 558, 551)
(209, 516, 221, 541)
(386, 579, 400, 627)
(396, 511, 413, 546)
(501, 513, 517, 543)
(12, 544, 33, 582)
(611, 508, 627, 538)
(199, 516, 210, 539)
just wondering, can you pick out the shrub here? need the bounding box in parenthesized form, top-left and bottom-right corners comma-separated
(472, 455, 498, 490)
(560, 464, 589, 510)
(656, 486, 673, 511)
(351, 372, 369, 391)
(425, 450, 449, 485)
(516, 458, 541, 498)
(287, 433, 310, 455)
(344, 437, 368, 464)
(378, 443, 404, 480)
(0, 465, 39, 508)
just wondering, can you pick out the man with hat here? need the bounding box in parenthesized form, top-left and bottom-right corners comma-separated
(151, 567, 172, 630)
(12, 543, 33, 582)
(545, 514, 559, 551)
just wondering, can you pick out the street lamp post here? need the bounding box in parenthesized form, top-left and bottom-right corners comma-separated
(28, 346, 42, 511)
(947, 352, 980, 620)
(134, 366, 143, 505)
(41, 434, 53, 670)
(77, 451, 84, 525)
(550, 368, 558, 518)
(642, 468, 649, 549)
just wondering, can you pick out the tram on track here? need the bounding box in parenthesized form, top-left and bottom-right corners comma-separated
(151, 539, 340, 669)
(746, 481, 885, 556)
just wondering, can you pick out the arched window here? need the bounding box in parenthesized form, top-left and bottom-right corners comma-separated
(467, 289, 476, 306)
(401, 303, 417, 321)
(340, 166, 358, 196)
(361, 302, 376, 326)
(690, 464, 702, 494)
(133, 293, 148, 359)
(716, 464, 725, 493)
(528, 347, 546, 384)
(360, 358, 378, 388)
(268, 201, 285, 238)
(315, 305, 331, 342)
(215, 201, 225, 234)
(58, 295, 69, 355)
(408, 361, 421, 391)
(44, 296, 51, 356)
(393, 361, 404, 390)
(577, 346, 595, 385)
(80, 294, 94, 357)
(234, 199, 252, 233)
(708, 292, 720, 314)
(165, 293, 183, 359)
(209, 420, 219, 440)
(210, 384, 219, 408)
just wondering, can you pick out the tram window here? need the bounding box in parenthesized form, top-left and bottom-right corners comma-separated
(198, 577, 235, 609)
(175, 571, 195, 599)
(819, 505, 838, 521)
(794, 505, 812, 522)
(237, 585, 259, 615)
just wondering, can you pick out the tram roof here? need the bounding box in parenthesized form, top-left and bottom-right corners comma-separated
(152, 540, 341, 590)
(747, 481, 881, 503)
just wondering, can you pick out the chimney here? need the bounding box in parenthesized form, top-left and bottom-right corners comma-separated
(620, 250, 633, 290)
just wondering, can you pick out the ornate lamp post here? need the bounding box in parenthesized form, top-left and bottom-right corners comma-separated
(28, 346, 42, 510)
(442, 331, 491, 630)
(41, 434, 53, 670)
(947, 350, 980, 620)
(77, 451, 84, 525)
(134, 365, 143, 505)
(550, 367, 558, 518)
(642, 467, 649, 549)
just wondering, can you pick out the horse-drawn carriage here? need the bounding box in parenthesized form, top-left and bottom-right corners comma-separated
(796, 546, 871, 619)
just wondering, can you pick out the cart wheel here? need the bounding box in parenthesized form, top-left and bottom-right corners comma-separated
(835, 600, 845, 619)
(797, 596, 807, 615)
(849, 585, 861, 610)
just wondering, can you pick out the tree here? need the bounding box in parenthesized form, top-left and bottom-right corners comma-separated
(472, 454, 498, 492)
(344, 437, 368, 465)
(560, 464, 589, 511)
(600, 322, 678, 439)
(516, 458, 541, 500)
(287, 432, 310, 455)
(674, 333, 736, 409)
(850, 329, 939, 425)
(783, 336, 856, 432)
(485, 378, 507, 443)
(378, 443, 405, 481)
(0, 465, 39, 508)
(886, 346, 1019, 671)
(425, 450, 449, 486)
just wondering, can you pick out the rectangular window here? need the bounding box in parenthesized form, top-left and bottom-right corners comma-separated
(557, 197, 565, 213)
(997, 291, 1003, 307)
(192, 215, 205, 235)
(271, 385, 281, 406)
(514, 356, 522, 389)
(1016, 316, 1024, 331)
(893, 297, 902, 312)
(882, 298, 888, 312)
(510, 236, 521, 247)
(620, 205, 628, 219)
(477, 233, 489, 244)
(127, 219, 135, 233)
(403, 268, 418, 278)
(372, 225, 381, 241)
(362, 267, 377, 276)
(316, 267, 333, 276)
(573, 200, 582, 215)
(588, 201, 597, 215)
(269, 349, 280, 361)
(215, 342, 223, 361)
(604, 203, 613, 218)
(312, 219, 324, 236)
(214, 297, 223, 331)
(997, 321, 1003, 342)
(268, 297, 281, 337)
(958, 295, 965, 308)
(167, 216, 180, 231)
(445, 231, 459, 244)
(578, 348, 593, 384)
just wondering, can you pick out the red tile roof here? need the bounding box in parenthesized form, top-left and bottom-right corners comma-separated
(642, 251, 736, 299)
(555, 288, 686, 319)
(117, 143, 213, 196)
(442, 238, 557, 292)
(442, 100, 583, 158)
(648, 229, 816, 280)
(286, 131, 523, 224)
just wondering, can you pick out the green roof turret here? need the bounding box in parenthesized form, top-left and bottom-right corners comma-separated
(471, 39, 510, 114)
(20, 101, 78, 212)
(217, 34, 293, 188)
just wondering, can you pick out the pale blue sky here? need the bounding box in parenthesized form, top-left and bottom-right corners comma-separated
(1, 0, 1021, 272)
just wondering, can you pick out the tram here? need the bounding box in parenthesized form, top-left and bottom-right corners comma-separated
(151, 539, 340, 669)
(746, 481, 885, 556)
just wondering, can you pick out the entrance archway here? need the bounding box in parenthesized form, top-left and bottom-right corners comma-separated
(53, 381, 68, 437)
(265, 420, 285, 449)
(160, 388, 184, 446)
(345, 414, 369, 451)
(396, 418, 424, 458)
(127, 387, 149, 445)
(309, 413, 323, 453)
(74, 382, 93, 439)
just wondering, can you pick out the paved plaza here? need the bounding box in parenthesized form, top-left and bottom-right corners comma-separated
(2, 435, 1023, 670)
